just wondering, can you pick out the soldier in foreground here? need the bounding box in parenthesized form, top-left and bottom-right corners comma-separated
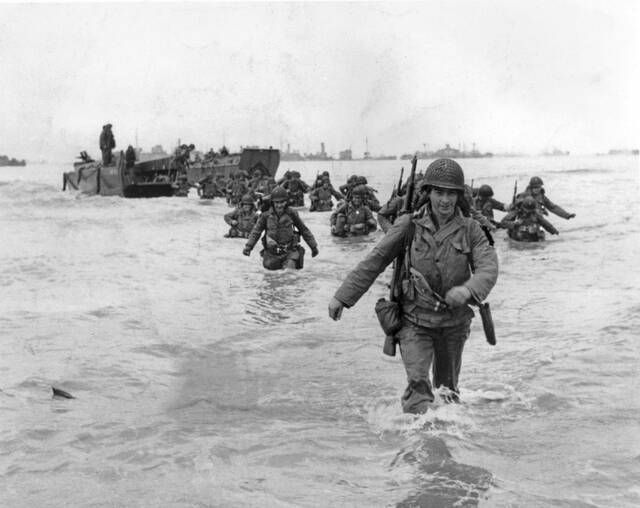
(328, 158, 498, 413)
(243, 186, 319, 270)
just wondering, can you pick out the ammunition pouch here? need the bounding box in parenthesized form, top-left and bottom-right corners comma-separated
(375, 298, 403, 336)
(402, 271, 450, 313)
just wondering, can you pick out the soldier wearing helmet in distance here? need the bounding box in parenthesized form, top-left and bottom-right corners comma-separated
(512, 176, 576, 220)
(500, 195, 559, 242)
(473, 184, 507, 226)
(328, 159, 498, 414)
(330, 185, 378, 237)
(224, 194, 259, 238)
(243, 186, 319, 270)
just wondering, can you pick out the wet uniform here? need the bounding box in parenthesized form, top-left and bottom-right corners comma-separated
(244, 206, 318, 270)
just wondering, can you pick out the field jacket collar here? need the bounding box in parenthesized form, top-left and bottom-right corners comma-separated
(413, 205, 465, 243)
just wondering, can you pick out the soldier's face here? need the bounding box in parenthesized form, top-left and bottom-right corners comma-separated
(352, 195, 362, 206)
(242, 204, 253, 212)
(429, 187, 458, 221)
(531, 186, 542, 196)
(273, 199, 287, 213)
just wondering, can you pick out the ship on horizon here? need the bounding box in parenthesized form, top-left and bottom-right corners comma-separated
(401, 143, 493, 160)
(0, 154, 26, 167)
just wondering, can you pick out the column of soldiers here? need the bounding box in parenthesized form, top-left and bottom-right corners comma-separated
(378, 172, 575, 242)
(226, 163, 575, 270)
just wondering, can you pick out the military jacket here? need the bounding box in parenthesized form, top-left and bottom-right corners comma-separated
(224, 208, 258, 232)
(514, 187, 572, 219)
(473, 197, 506, 220)
(284, 179, 310, 194)
(500, 210, 558, 235)
(228, 180, 248, 198)
(334, 203, 375, 227)
(334, 207, 498, 328)
(246, 207, 318, 250)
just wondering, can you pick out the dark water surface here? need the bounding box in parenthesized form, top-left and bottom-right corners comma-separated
(1, 156, 638, 507)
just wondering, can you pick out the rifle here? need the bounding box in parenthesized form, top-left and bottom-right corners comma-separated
(512, 179, 518, 205)
(387, 167, 404, 204)
(396, 166, 404, 196)
(381, 155, 417, 356)
(400, 155, 417, 214)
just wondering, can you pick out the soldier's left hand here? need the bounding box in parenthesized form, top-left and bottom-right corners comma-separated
(311, 246, 319, 257)
(567, 213, 576, 219)
(328, 297, 344, 320)
(242, 247, 251, 256)
(445, 286, 471, 308)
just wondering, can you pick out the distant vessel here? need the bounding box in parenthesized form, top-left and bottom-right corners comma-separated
(401, 143, 492, 160)
(541, 148, 569, 156)
(0, 155, 26, 167)
(280, 144, 305, 161)
(339, 148, 353, 161)
(137, 144, 169, 162)
(598, 148, 639, 156)
(360, 137, 397, 160)
(304, 142, 332, 161)
(362, 153, 396, 160)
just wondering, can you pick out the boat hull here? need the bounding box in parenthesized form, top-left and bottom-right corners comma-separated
(63, 153, 176, 198)
(186, 148, 280, 182)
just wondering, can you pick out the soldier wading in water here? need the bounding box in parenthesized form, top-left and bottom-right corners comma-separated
(328, 159, 498, 413)
(243, 186, 319, 270)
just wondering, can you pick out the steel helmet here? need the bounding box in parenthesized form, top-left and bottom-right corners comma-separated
(270, 186, 288, 202)
(422, 158, 465, 191)
(351, 185, 367, 196)
(478, 184, 494, 198)
(529, 176, 544, 187)
(522, 196, 538, 211)
(241, 194, 254, 205)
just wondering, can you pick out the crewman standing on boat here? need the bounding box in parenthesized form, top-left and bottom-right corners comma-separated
(99, 124, 116, 165)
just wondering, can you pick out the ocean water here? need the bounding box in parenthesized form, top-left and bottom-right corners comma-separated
(0, 155, 638, 507)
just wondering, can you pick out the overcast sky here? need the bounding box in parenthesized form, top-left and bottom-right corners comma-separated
(1, 1, 639, 161)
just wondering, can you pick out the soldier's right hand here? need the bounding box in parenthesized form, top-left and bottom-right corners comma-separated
(328, 297, 344, 321)
(242, 247, 251, 256)
(231, 220, 238, 226)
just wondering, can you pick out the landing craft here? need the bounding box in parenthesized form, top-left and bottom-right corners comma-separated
(62, 147, 280, 198)
(62, 150, 176, 198)
(186, 147, 280, 181)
